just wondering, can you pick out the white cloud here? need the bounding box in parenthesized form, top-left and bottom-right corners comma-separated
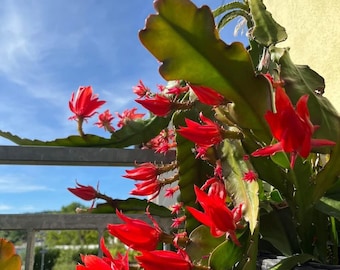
(0, 204, 12, 211)
(0, 176, 51, 193)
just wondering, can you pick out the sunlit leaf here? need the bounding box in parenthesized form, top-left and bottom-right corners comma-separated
(186, 225, 224, 266)
(248, 0, 287, 46)
(0, 115, 170, 148)
(91, 198, 172, 217)
(139, 0, 272, 142)
(270, 253, 317, 270)
(209, 229, 254, 270)
(220, 140, 259, 233)
(315, 196, 340, 222)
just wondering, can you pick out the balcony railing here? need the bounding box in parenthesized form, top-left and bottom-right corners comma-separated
(0, 145, 175, 270)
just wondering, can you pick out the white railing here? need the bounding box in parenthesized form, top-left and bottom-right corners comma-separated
(0, 145, 175, 270)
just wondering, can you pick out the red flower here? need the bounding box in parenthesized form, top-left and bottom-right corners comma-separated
(76, 254, 111, 270)
(123, 162, 158, 182)
(170, 202, 183, 215)
(144, 128, 176, 154)
(171, 216, 186, 228)
(100, 238, 129, 270)
(186, 186, 243, 245)
(201, 177, 227, 201)
(133, 80, 150, 97)
(135, 94, 172, 116)
(177, 113, 223, 147)
(243, 170, 258, 183)
(116, 108, 145, 128)
(252, 88, 336, 168)
(189, 84, 225, 105)
(95, 109, 115, 132)
(69, 86, 106, 121)
(68, 182, 97, 201)
(165, 185, 179, 198)
(107, 209, 162, 251)
(130, 179, 162, 200)
(136, 249, 192, 270)
(77, 238, 129, 270)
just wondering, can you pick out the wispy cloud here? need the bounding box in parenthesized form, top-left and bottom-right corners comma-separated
(0, 175, 51, 193)
(0, 204, 12, 211)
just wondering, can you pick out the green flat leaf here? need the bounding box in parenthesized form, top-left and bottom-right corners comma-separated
(209, 240, 243, 270)
(139, 0, 272, 141)
(91, 198, 172, 217)
(213, 1, 249, 18)
(186, 225, 225, 266)
(248, 0, 287, 46)
(260, 209, 297, 256)
(216, 10, 252, 31)
(220, 139, 259, 233)
(209, 229, 253, 270)
(270, 254, 317, 270)
(0, 115, 170, 147)
(270, 190, 284, 203)
(315, 196, 340, 221)
(270, 151, 290, 169)
(312, 138, 340, 203)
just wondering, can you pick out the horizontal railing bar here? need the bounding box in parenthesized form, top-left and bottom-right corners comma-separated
(0, 213, 172, 231)
(0, 146, 175, 166)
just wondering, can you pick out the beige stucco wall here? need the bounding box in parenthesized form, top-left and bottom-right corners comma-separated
(263, 0, 340, 113)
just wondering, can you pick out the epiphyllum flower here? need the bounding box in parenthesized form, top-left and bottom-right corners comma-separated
(135, 94, 172, 116)
(68, 182, 97, 201)
(130, 179, 162, 200)
(123, 162, 159, 182)
(69, 86, 106, 121)
(252, 88, 336, 168)
(95, 109, 115, 132)
(177, 112, 223, 147)
(186, 186, 243, 245)
(107, 209, 162, 251)
(133, 80, 150, 97)
(77, 238, 129, 270)
(116, 108, 145, 128)
(243, 170, 258, 183)
(77, 254, 111, 270)
(189, 84, 225, 105)
(136, 249, 192, 270)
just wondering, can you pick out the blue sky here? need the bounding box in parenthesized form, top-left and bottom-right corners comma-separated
(0, 0, 247, 214)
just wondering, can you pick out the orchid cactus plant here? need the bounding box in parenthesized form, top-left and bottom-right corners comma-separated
(1, 0, 340, 269)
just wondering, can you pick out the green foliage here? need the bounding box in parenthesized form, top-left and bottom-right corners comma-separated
(208, 227, 258, 270)
(213, 2, 252, 30)
(0, 231, 26, 245)
(139, 0, 272, 142)
(248, 0, 287, 46)
(270, 253, 317, 270)
(45, 230, 98, 247)
(45, 202, 98, 247)
(0, 115, 170, 147)
(91, 197, 172, 217)
(33, 247, 60, 270)
(186, 225, 225, 266)
(220, 140, 259, 233)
